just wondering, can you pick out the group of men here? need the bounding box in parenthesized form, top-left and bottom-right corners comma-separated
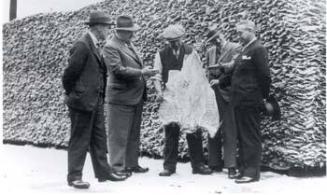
(62, 11, 272, 189)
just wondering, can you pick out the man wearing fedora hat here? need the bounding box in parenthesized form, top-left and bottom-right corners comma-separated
(103, 15, 158, 176)
(204, 28, 241, 179)
(62, 11, 128, 189)
(230, 20, 272, 183)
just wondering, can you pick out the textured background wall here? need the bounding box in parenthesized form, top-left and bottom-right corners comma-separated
(2, 0, 326, 171)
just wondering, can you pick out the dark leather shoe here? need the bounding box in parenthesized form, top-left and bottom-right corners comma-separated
(68, 180, 90, 189)
(98, 171, 128, 182)
(159, 169, 175, 176)
(126, 165, 149, 173)
(209, 166, 223, 172)
(232, 171, 243, 179)
(115, 170, 132, 177)
(228, 168, 238, 179)
(192, 165, 213, 175)
(235, 176, 258, 184)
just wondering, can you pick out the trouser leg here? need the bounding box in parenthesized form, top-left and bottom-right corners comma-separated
(107, 103, 134, 172)
(234, 106, 261, 179)
(186, 129, 205, 169)
(125, 101, 144, 168)
(67, 108, 93, 182)
(222, 104, 237, 168)
(89, 98, 112, 180)
(163, 122, 180, 171)
(207, 86, 226, 168)
(207, 130, 223, 167)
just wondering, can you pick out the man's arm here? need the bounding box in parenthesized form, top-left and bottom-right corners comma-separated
(103, 45, 142, 80)
(62, 42, 88, 95)
(253, 46, 271, 99)
(204, 50, 214, 80)
(153, 52, 163, 97)
(219, 42, 241, 73)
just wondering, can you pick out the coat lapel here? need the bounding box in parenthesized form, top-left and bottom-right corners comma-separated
(112, 36, 142, 67)
(130, 43, 143, 67)
(85, 33, 102, 63)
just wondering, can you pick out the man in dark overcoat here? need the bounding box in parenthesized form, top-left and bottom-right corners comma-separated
(231, 20, 271, 183)
(62, 11, 127, 189)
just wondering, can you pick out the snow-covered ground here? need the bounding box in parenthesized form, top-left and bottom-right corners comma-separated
(0, 144, 326, 195)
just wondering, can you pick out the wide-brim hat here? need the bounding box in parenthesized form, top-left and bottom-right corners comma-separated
(159, 24, 185, 40)
(265, 95, 281, 121)
(115, 15, 139, 31)
(85, 11, 114, 26)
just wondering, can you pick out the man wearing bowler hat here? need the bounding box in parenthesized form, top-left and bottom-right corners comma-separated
(103, 15, 158, 176)
(62, 11, 128, 189)
(231, 20, 272, 183)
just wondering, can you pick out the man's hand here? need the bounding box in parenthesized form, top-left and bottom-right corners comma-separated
(209, 79, 220, 87)
(264, 101, 274, 115)
(141, 67, 159, 77)
(156, 91, 164, 102)
(64, 94, 69, 104)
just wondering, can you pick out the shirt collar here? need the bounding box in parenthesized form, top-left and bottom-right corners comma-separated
(88, 31, 99, 46)
(114, 32, 131, 45)
(220, 41, 228, 52)
(242, 37, 257, 52)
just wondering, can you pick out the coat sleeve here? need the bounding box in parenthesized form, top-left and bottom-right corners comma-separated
(62, 42, 88, 95)
(217, 43, 239, 87)
(217, 73, 231, 88)
(153, 52, 163, 81)
(103, 45, 142, 80)
(253, 46, 271, 99)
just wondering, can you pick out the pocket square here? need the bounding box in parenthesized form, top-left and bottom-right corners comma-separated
(242, 55, 251, 60)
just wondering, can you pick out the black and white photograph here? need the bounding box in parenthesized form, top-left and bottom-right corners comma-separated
(0, 0, 326, 194)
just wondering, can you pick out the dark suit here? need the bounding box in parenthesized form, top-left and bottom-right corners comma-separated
(62, 33, 111, 182)
(103, 35, 146, 171)
(231, 39, 271, 179)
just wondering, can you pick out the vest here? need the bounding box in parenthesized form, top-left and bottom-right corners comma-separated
(159, 44, 193, 83)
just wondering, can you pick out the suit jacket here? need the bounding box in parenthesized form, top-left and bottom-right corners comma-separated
(206, 42, 241, 102)
(62, 33, 107, 111)
(103, 35, 146, 105)
(230, 39, 271, 108)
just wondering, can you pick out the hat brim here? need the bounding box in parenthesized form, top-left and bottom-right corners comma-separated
(115, 24, 140, 31)
(165, 36, 183, 41)
(85, 22, 115, 26)
(236, 25, 255, 32)
(159, 32, 183, 40)
(206, 31, 220, 43)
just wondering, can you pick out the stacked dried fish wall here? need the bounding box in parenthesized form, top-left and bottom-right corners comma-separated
(2, 0, 326, 172)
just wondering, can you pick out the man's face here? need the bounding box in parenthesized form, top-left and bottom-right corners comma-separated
(117, 30, 134, 42)
(168, 39, 181, 50)
(97, 25, 111, 40)
(237, 29, 253, 44)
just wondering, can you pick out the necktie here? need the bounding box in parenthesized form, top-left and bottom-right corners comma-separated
(96, 41, 105, 56)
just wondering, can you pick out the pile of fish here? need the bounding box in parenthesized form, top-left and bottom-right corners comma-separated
(2, 0, 325, 170)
